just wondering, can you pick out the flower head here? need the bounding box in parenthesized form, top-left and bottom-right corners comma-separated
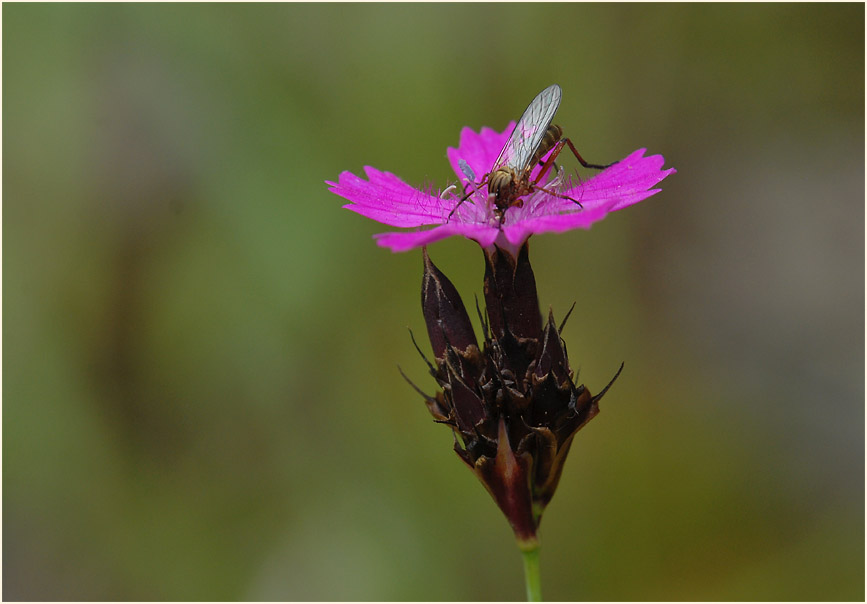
(328, 122, 675, 254)
(330, 93, 675, 562)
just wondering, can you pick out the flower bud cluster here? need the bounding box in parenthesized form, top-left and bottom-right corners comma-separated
(418, 244, 621, 547)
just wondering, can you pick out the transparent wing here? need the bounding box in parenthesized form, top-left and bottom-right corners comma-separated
(491, 84, 562, 172)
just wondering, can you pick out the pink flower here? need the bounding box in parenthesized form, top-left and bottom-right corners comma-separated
(327, 122, 675, 254)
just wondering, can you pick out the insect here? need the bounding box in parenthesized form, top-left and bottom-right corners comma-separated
(450, 84, 612, 221)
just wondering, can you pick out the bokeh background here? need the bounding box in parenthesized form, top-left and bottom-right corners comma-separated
(4, 3, 863, 601)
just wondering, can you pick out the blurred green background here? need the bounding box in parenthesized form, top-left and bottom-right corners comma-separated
(3, 3, 863, 601)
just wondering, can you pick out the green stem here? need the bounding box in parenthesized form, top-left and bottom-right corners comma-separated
(521, 544, 542, 601)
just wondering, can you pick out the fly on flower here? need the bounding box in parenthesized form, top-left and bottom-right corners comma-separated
(451, 84, 613, 222)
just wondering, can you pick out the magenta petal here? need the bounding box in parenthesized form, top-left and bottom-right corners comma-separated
(375, 222, 500, 253)
(498, 148, 674, 245)
(327, 167, 451, 228)
(446, 123, 513, 185)
(562, 149, 676, 213)
(502, 203, 616, 245)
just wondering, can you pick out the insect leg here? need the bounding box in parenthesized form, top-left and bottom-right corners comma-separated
(536, 155, 563, 186)
(533, 183, 584, 208)
(534, 139, 615, 189)
(533, 140, 569, 186)
(561, 138, 615, 170)
(447, 175, 487, 221)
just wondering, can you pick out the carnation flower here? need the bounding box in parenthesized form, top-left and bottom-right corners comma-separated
(329, 93, 675, 600)
(328, 122, 675, 255)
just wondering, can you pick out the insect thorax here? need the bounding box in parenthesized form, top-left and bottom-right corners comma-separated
(488, 169, 521, 209)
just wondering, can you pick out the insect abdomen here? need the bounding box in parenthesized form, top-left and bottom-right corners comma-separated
(532, 124, 563, 166)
